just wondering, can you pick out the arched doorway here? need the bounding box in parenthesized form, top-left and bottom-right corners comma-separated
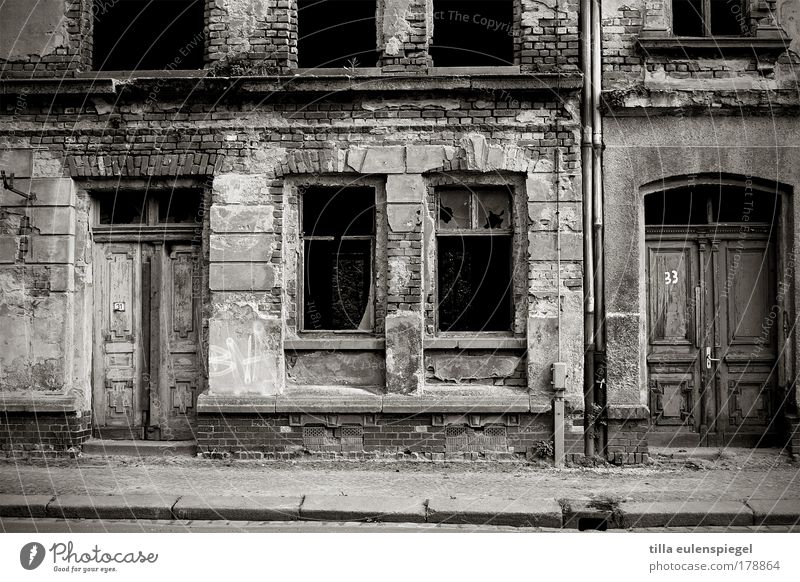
(644, 177, 783, 447)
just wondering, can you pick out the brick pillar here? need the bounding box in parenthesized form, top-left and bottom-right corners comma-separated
(385, 174, 425, 394)
(208, 174, 284, 396)
(378, 0, 431, 72)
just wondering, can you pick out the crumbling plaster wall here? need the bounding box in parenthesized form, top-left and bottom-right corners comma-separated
(0, 150, 90, 409)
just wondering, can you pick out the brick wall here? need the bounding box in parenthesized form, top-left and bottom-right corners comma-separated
(196, 412, 554, 459)
(605, 419, 650, 465)
(0, 411, 91, 457)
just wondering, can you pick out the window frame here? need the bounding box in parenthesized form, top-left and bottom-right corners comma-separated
(434, 186, 515, 334)
(298, 185, 378, 334)
(672, 0, 749, 38)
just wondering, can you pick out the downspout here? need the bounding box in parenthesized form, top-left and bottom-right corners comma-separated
(591, 0, 606, 454)
(580, 0, 595, 458)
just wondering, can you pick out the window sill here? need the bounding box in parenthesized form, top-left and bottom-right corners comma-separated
(285, 337, 385, 351)
(425, 336, 526, 350)
(637, 36, 790, 57)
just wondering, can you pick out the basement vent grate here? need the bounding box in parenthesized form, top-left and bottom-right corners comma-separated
(446, 425, 508, 452)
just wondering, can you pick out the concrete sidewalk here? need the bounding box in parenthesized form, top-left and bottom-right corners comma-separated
(0, 493, 798, 529)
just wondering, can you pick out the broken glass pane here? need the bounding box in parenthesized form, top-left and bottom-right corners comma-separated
(304, 239, 372, 331)
(476, 191, 511, 230)
(439, 190, 471, 229)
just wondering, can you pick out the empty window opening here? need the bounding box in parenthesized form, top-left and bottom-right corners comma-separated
(302, 186, 375, 331)
(297, 0, 378, 68)
(93, 0, 204, 71)
(431, 0, 514, 66)
(97, 189, 202, 226)
(672, 0, 748, 37)
(645, 186, 778, 226)
(437, 188, 513, 332)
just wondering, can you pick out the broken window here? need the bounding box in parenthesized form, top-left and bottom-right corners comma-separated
(302, 186, 375, 331)
(437, 188, 513, 332)
(431, 0, 514, 66)
(93, 0, 204, 71)
(297, 0, 378, 68)
(97, 189, 202, 225)
(672, 0, 748, 37)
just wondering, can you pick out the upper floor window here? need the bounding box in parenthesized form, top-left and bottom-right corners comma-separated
(297, 0, 378, 68)
(93, 0, 204, 71)
(431, 0, 514, 66)
(672, 0, 749, 37)
(436, 188, 513, 332)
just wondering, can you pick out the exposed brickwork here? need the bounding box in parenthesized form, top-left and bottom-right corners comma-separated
(519, 0, 580, 72)
(605, 419, 650, 465)
(0, 411, 91, 457)
(196, 413, 554, 459)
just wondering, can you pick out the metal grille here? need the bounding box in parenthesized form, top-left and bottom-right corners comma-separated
(339, 425, 364, 451)
(446, 425, 508, 452)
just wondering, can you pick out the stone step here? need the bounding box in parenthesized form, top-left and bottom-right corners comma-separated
(81, 439, 197, 458)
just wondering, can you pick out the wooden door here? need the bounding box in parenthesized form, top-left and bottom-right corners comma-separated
(709, 238, 778, 446)
(146, 243, 202, 440)
(93, 242, 201, 440)
(646, 240, 704, 443)
(93, 243, 145, 439)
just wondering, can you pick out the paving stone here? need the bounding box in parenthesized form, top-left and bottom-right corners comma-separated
(426, 497, 562, 528)
(172, 495, 301, 521)
(300, 495, 426, 523)
(47, 495, 176, 520)
(747, 499, 800, 525)
(0, 494, 54, 518)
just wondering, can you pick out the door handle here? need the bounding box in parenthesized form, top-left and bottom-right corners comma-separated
(705, 347, 721, 369)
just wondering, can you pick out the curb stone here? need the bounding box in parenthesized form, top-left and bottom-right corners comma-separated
(426, 497, 563, 528)
(0, 494, 54, 518)
(172, 495, 302, 521)
(47, 495, 177, 520)
(300, 495, 427, 523)
(619, 501, 754, 528)
(746, 500, 800, 526)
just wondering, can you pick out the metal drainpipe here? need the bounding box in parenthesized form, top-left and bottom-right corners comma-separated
(591, 0, 606, 457)
(580, 0, 595, 458)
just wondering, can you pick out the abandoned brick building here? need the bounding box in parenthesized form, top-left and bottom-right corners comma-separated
(0, 0, 798, 462)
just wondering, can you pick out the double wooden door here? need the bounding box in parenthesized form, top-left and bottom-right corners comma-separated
(646, 229, 779, 446)
(92, 241, 201, 440)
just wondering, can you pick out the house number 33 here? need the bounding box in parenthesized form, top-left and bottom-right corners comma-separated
(664, 270, 678, 285)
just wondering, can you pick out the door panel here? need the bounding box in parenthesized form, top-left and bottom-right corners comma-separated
(93, 244, 143, 439)
(151, 244, 201, 440)
(714, 240, 777, 445)
(647, 242, 702, 438)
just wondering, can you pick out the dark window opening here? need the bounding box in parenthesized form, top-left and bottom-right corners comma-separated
(672, 0, 748, 37)
(431, 0, 514, 66)
(156, 191, 203, 223)
(98, 191, 148, 224)
(438, 236, 512, 332)
(437, 187, 513, 332)
(93, 0, 204, 71)
(302, 186, 376, 331)
(97, 189, 202, 225)
(645, 186, 778, 225)
(644, 190, 708, 225)
(297, 0, 378, 68)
